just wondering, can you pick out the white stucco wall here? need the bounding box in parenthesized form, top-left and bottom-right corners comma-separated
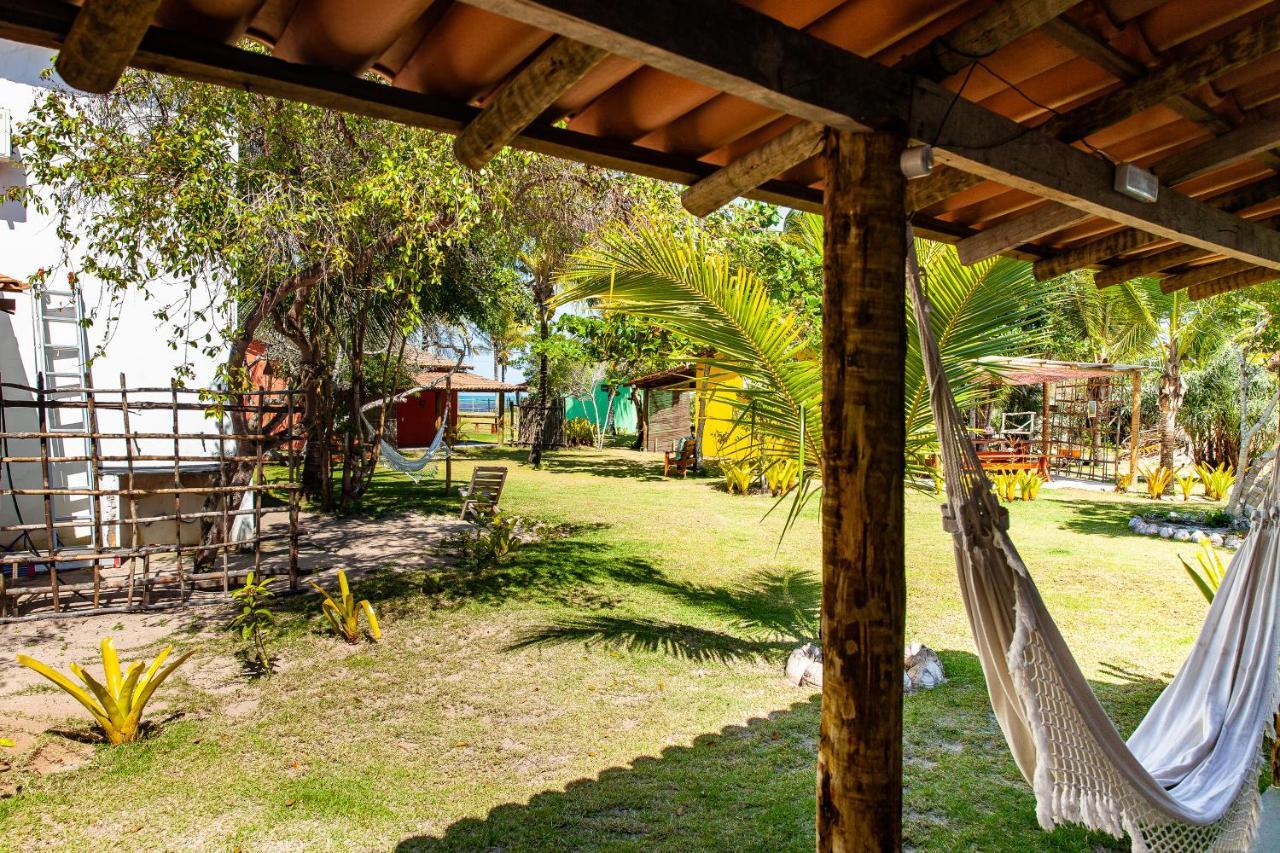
(0, 39, 231, 547)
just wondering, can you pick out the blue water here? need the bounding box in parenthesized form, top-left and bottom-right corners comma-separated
(457, 393, 497, 414)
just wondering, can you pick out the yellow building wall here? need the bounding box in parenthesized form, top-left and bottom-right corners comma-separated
(696, 365, 752, 459)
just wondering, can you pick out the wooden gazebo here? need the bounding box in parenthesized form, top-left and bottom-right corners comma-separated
(979, 356, 1149, 484)
(10, 0, 1280, 846)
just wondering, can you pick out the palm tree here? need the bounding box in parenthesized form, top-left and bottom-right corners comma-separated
(1150, 288, 1236, 470)
(555, 222, 1042, 493)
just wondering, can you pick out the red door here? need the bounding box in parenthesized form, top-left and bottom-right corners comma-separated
(396, 392, 440, 447)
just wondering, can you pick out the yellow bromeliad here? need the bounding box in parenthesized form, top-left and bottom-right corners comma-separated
(311, 569, 381, 644)
(17, 638, 194, 745)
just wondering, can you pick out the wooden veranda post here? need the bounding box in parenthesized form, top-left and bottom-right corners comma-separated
(818, 129, 908, 851)
(1041, 382, 1052, 473)
(1129, 372, 1142, 490)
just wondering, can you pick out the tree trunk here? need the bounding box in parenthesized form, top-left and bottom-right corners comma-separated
(1157, 338, 1183, 472)
(630, 386, 646, 450)
(528, 290, 551, 467)
(817, 129, 907, 852)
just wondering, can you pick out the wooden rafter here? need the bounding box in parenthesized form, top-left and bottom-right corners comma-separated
(56, 0, 164, 93)
(1032, 175, 1280, 280)
(460, 0, 1280, 270)
(1091, 245, 1205, 288)
(682, 0, 1080, 218)
(897, 0, 1083, 79)
(1159, 259, 1250, 294)
(958, 18, 1280, 266)
(1189, 267, 1278, 301)
(1152, 109, 1280, 185)
(681, 121, 823, 216)
(454, 36, 607, 170)
(1040, 13, 1280, 144)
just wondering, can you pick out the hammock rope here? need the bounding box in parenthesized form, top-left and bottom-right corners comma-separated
(907, 228, 1280, 851)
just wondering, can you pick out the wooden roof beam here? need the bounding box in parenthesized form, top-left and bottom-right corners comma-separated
(464, 0, 1280, 270)
(1042, 13, 1280, 144)
(681, 121, 823, 217)
(957, 17, 1280, 266)
(897, 0, 1084, 79)
(682, 0, 1081, 217)
(1189, 267, 1278, 301)
(1033, 176, 1280, 280)
(56, 0, 164, 93)
(1159, 259, 1251, 294)
(1092, 245, 1206, 288)
(454, 36, 607, 170)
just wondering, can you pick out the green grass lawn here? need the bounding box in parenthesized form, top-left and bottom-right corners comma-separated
(0, 445, 1234, 851)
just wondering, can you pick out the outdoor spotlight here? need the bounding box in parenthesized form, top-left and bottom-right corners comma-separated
(1113, 162, 1158, 203)
(900, 145, 935, 179)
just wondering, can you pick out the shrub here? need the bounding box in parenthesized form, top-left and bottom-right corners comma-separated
(1195, 462, 1236, 501)
(1114, 470, 1135, 493)
(17, 638, 195, 745)
(1139, 464, 1175, 500)
(311, 570, 381, 644)
(456, 513, 522, 568)
(721, 459, 755, 495)
(230, 571, 276, 675)
(564, 417, 595, 447)
(1204, 508, 1235, 528)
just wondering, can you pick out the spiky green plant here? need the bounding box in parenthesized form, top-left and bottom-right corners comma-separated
(1140, 464, 1176, 499)
(17, 638, 194, 744)
(720, 459, 755, 495)
(1180, 540, 1228, 603)
(311, 570, 381, 644)
(1195, 462, 1236, 501)
(1175, 470, 1198, 502)
(1016, 470, 1044, 500)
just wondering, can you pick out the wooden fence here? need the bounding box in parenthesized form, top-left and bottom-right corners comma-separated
(0, 375, 303, 620)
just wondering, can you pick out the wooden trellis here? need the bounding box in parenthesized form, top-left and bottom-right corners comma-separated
(0, 375, 302, 620)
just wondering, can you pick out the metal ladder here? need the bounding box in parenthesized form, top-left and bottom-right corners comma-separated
(34, 285, 97, 542)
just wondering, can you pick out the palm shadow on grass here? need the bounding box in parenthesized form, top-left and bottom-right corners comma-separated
(1053, 496, 1172, 538)
(394, 651, 1128, 852)
(507, 565, 819, 664)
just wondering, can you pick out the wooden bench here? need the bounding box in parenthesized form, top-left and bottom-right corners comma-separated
(459, 465, 508, 521)
(975, 449, 1051, 480)
(664, 438, 697, 477)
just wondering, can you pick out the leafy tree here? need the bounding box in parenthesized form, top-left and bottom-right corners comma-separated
(14, 67, 557, 508)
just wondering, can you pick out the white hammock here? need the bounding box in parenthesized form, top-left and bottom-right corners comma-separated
(907, 234, 1280, 851)
(370, 403, 450, 484)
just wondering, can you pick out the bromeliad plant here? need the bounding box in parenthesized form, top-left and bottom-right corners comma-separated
(1195, 462, 1236, 501)
(1140, 464, 1176, 499)
(17, 638, 195, 745)
(311, 570, 381, 644)
(990, 471, 1018, 503)
(721, 459, 755, 495)
(764, 458, 800, 497)
(1175, 470, 1198, 502)
(1015, 470, 1044, 501)
(1180, 540, 1229, 603)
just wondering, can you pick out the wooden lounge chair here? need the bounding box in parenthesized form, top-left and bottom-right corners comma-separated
(459, 465, 508, 520)
(664, 437, 697, 477)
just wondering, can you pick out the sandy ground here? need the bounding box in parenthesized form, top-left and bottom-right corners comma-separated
(0, 510, 469, 789)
